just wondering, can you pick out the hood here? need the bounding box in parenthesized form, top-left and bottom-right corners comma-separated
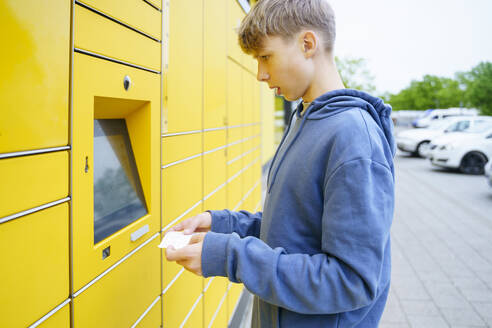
(267, 89, 395, 193)
(300, 89, 395, 155)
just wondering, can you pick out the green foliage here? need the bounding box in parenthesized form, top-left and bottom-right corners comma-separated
(387, 75, 466, 111)
(461, 62, 492, 116)
(335, 56, 376, 94)
(386, 62, 492, 115)
(335, 57, 491, 115)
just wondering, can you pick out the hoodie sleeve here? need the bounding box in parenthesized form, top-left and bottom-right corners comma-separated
(202, 158, 394, 314)
(206, 209, 262, 238)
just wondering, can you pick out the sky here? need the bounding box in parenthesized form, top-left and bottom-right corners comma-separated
(329, 0, 492, 95)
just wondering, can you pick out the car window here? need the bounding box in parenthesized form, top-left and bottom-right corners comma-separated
(465, 121, 492, 133)
(445, 122, 460, 132)
(456, 121, 470, 131)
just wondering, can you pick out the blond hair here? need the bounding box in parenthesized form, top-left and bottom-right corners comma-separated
(238, 0, 336, 54)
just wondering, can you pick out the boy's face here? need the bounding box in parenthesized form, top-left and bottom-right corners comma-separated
(254, 34, 313, 101)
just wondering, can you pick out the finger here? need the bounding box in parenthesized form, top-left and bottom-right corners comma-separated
(189, 233, 205, 244)
(168, 222, 182, 231)
(165, 246, 181, 261)
(183, 222, 199, 235)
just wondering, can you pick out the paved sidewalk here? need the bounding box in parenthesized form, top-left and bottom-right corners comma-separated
(380, 154, 492, 328)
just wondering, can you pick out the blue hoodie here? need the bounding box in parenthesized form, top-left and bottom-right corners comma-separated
(202, 89, 396, 328)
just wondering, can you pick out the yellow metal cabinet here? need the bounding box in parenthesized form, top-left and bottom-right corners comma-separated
(204, 130, 227, 196)
(203, 181, 226, 222)
(227, 172, 243, 209)
(204, 0, 227, 129)
(227, 127, 244, 175)
(75, 4, 161, 71)
(0, 0, 69, 154)
(243, 71, 255, 125)
(146, 0, 162, 10)
(73, 237, 161, 328)
(78, 0, 162, 40)
(162, 156, 202, 227)
(254, 83, 262, 123)
(254, 124, 262, 136)
(162, 270, 203, 328)
(72, 53, 161, 291)
(0, 204, 69, 328)
(37, 303, 70, 328)
(134, 297, 162, 327)
(227, 59, 243, 126)
(166, 0, 203, 133)
(228, 126, 243, 144)
(204, 277, 228, 328)
(228, 283, 244, 321)
(242, 166, 254, 207)
(162, 133, 202, 166)
(0, 151, 68, 218)
(227, 0, 245, 64)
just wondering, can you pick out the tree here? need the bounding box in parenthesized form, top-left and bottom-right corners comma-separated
(335, 56, 376, 94)
(462, 62, 492, 116)
(386, 74, 465, 111)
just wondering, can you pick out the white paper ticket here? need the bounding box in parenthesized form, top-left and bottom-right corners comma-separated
(158, 231, 194, 249)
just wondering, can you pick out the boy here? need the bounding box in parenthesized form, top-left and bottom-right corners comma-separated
(165, 0, 396, 327)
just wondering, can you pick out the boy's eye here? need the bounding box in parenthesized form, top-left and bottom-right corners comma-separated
(260, 55, 270, 61)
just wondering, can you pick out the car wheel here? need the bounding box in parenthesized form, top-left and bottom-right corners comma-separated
(459, 152, 487, 175)
(415, 141, 430, 158)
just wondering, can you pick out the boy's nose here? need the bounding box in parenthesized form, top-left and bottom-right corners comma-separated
(257, 70, 270, 82)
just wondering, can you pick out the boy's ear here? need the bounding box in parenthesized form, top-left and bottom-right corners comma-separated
(301, 31, 317, 58)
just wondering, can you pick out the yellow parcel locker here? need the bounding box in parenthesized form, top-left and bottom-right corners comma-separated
(203, 190, 228, 327)
(133, 297, 162, 328)
(227, 0, 245, 64)
(0, 204, 69, 328)
(228, 282, 245, 322)
(0, 0, 69, 154)
(227, 59, 243, 127)
(162, 133, 202, 166)
(227, 171, 243, 210)
(0, 151, 68, 218)
(162, 155, 202, 228)
(204, 0, 227, 129)
(36, 302, 70, 328)
(162, 272, 203, 328)
(204, 130, 227, 196)
(243, 71, 255, 125)
(77, 0, 162, 40)
(73, 236, 161, 328)
(72, 53, 161, 291)
(75, 3, 161, 71)
(204, 277, 228, 328)
(146, 0, 162, 10)
(166, 0, 203, 133)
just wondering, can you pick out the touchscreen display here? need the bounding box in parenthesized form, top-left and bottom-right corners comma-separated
(93, 119, 148, 244)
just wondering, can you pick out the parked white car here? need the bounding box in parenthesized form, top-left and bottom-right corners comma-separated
(412, 108, 478, 128)
(485, 160, 492, 187)
(428, 124, 492, 174)
(396, 116, 491, 157)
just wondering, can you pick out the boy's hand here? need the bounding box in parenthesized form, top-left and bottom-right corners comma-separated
(168, 212, 212, 234)
(165, 233, 206, 276)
